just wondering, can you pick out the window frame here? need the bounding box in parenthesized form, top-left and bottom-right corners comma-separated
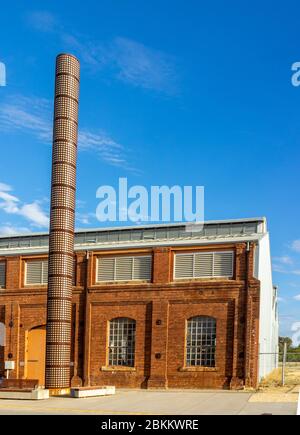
(185, 316, 217, 368)
(107, 317, 136, 368)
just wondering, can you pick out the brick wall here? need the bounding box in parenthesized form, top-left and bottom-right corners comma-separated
(0, 304, 5, 376)
(0, 242, 261, 389)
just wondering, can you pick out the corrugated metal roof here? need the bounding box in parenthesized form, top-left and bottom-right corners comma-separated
(0, 217, 267, 255)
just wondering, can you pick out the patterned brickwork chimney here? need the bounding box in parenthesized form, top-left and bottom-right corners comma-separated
(45, 54, 80, 393)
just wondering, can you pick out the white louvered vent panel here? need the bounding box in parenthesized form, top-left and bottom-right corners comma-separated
(97, 257, 115, 282)
(42, 261, 48, 284)
(174, 251, 234, 279)
(97, 256, 152, 282)
(174, 254, 194, 278)
(0, 262, 5, 288)
(133, 256, 152, 280)
(26, 260, 48, 285)
(194, 253, 214, 277)
(213, 252, 233, 277)
(116, 257, 133, 281)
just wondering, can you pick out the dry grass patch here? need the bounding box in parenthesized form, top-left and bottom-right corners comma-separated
(258, 364, 300, 393)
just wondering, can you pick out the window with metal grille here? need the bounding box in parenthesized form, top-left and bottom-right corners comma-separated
(97, 256, 152, 282)
(186, 316, 216, 367)
(174, 251, 234, 279)
(0, 262, 6, 288)
(25, 260, 48, 285)
(108, 318, 136, 367)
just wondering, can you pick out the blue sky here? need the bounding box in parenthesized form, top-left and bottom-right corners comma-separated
(0, 0, 300, 337)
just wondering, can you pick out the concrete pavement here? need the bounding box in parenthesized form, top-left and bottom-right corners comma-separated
(0, 389, 297, 415)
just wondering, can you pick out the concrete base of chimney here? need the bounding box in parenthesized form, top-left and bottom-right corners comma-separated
(70, 386, 115, 398)
(0, 388, 49, 400)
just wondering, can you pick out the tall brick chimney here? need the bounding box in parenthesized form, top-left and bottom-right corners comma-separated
(45, 54, 80, 394)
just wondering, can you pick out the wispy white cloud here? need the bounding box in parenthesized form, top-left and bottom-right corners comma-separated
(76, 199, 86, 209)
(0, 183, 13, 192)
(291, 240, 300, 253)
(0, 183, 19, 213)
(0, 96, 52, 141)
(273, 245, 300, 275)
(293, 294, 300, 301)
(78, 130, 128, 167)
(273, 264, 287, 273)
(76, 211, 96, 226)
(287, 282, 300, 288)
(60, 33, 102, 68)
(27, 10, 58, 33)
(75, 200, 97, 226)
(0, 225, 31, 236)
(110, 37, 178, 94)
(19, 202, 49, 227)
(277, 297, 285, 303)
(0, 182, 49, 230)
(273, 255, 294, 265)
(70, 35, 178, 94)
(27, 11, 179, 94)
(0, 94, 133, 169)
(0, 182, 98, 233)
(273, 264, 300, 275)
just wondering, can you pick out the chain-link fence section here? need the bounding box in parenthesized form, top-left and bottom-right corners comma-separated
(259, 348, 300, 387)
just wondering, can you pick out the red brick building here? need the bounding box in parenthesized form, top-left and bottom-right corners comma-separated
(0, 218, 278, 389)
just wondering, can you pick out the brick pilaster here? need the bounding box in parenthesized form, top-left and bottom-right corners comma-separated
(147, 300, 169, 388)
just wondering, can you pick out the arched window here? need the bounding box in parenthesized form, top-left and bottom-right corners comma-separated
(108, 318, 136, 367)
(186, 316, 216, 367)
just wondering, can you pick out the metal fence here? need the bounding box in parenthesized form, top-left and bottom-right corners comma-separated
(279, 344, 300, 386)
(260, 347, 300, 386)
